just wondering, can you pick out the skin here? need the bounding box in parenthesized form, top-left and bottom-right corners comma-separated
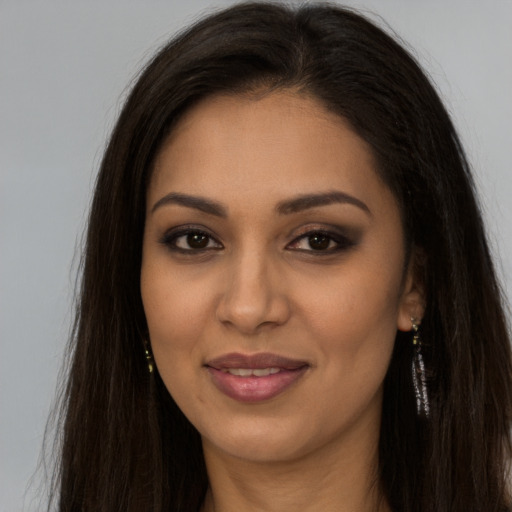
(141, 91, 424, 512)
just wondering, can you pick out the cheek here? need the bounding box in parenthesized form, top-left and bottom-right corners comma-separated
(308, 294, 397, 382)
(297, 258, 403, 342)
(296, 260, 402, 391)
(141, 271, 213, 410)
(141, 262, 216, 368)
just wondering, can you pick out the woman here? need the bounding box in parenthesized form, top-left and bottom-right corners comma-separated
(51, 2, 512, 511)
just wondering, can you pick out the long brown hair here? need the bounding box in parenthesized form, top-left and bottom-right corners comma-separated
(50, 3, 512, 511)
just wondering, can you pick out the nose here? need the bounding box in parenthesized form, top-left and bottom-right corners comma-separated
(216, 249, 291, 334)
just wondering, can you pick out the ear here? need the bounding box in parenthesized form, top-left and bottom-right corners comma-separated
(397, 248, 426, 332)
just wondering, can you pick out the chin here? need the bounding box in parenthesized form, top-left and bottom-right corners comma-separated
(199, 413, 307, 460)
(199, 410, 348, 466)
(205, 432, 311, 464)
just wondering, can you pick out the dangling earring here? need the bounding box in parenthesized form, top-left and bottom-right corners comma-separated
(144, 341, 154, 374)
(411, 318, 430, 418)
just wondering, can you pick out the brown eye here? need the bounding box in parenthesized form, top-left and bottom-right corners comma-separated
(287, 229, 354, 254)
(307, 233, 331, 250)
(161, 228, 223, 252)
(187, 233, 209, 249)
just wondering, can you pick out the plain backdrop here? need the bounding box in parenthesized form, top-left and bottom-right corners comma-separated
(1, 1, 511, 510)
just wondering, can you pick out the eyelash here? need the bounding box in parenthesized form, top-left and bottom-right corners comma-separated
(159, 226, 355, 255)
(287, 229, 355, 253)
(160, 226, 222, 254)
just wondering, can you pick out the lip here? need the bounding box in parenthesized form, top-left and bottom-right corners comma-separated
(205, 352, 309, 403)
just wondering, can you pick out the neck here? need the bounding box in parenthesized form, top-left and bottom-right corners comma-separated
(201, 424, 389, 512)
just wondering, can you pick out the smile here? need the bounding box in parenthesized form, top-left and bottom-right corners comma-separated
(205, 352, 309, 402)
(221, 367, 281, 377)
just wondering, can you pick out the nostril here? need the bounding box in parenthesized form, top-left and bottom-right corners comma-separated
(216, 289, 291, 333)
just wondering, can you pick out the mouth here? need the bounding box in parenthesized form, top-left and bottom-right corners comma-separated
(205, 352, 309, 403)
(219, 367, 282, 377)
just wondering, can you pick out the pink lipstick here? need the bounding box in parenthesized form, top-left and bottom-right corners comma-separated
(205, 352, 309, 402)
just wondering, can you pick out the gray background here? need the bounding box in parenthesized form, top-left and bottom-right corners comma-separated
(1, 1, 511, 510)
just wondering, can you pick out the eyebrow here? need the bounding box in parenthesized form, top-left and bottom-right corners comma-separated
(276, 191, 371, 216)
(151, 190, 371, 217)
(151, 192, 228, 217)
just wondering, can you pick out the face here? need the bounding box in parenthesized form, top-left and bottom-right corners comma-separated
(141, 91, 421, 465)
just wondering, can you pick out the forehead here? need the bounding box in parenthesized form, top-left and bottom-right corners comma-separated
(148, 91, 394, 217)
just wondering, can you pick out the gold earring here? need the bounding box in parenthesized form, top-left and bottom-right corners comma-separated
(411, 318, 429, 418)
(144, 341, 154, 374)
